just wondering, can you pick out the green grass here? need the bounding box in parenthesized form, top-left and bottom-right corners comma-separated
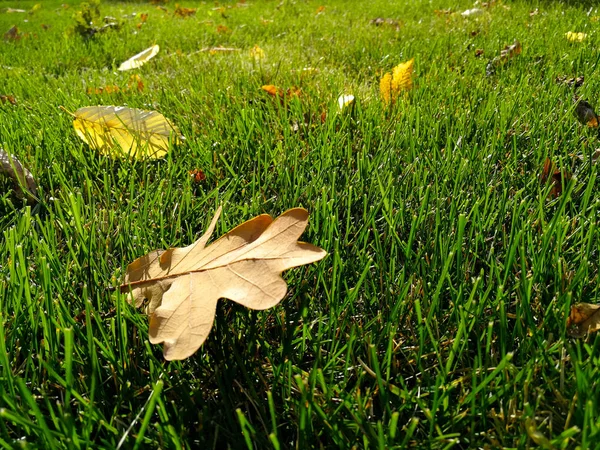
(1, 0, 600, 447)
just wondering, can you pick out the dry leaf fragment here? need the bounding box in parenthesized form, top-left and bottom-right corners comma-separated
(0, 148, 37, 203)
(370, 17, 400, 29)
(71, 105, 182, 159)
(565, 31, 587, 43)
(216, 25, 230, 33)
(118, 45, 159, 71)
(5, 8, 26, 13)
(174, 4, 196, 17)
(262, 84, 283, 96)
(574, 99, 598, 127)
(121, 207, 327, 360)
(555, 75, 584, 89)
(486, 40, 522, 76)
(500, 40, 522, 60)
(540, 158, 570, 198)
(0, 95, 17, 105)
(87, 85, 120, 95)
(189, 168, 206, 183)
(128, 74, 144, 92)
(4, 26, 21, 41)
(201, 46, 240, 54)
(567, 303, 600, 337)
(380, 58, 414, 105)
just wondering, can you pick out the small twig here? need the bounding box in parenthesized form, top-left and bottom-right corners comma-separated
(0, 147, 38, 204)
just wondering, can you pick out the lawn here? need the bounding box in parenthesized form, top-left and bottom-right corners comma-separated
(1, 0, 600, 448)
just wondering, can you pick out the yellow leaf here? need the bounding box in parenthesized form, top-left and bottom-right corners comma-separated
(380, 58, 414, 105)
(565, 31, 587, 43)
(261, 84, 281, 96)
(72, 106, 181, 159)
(250, 44, 265, 60)
(121, 207, 327, 360)
(118, 45, 160, 71)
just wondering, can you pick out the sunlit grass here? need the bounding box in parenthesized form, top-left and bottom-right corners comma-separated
(0, 0, 599, 448)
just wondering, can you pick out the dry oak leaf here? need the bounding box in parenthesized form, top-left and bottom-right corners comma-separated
(118, 45, 159, 71)
(567, 303, 600, 337)
(120, 207, 327, 360)
(72, 105, 182, 159)
(380, 58, 414, 105)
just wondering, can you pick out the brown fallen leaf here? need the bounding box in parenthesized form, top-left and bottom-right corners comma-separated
(500, 40, 522, 60)
(540, 158, 570, 198)
(174, 4, 196, 18)
(574, 99, 598, 127)
(369, 17, 401, 30)
(567, 303, 600, 337)
(556, 75, 584, 89)
(121, 207, 327, 360)
(0, 148, 37, 203)
(189, 168, 206, 183)
(4, 25, 21, 41)
(486, 40, 522, 75)
(0, 95, 17, 105)
(216, 24, 230, 34)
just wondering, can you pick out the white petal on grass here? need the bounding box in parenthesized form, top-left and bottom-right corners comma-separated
(118, 45, 160, 71)
(338, 94, 355, 110)
(461, 8, 483, 17)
